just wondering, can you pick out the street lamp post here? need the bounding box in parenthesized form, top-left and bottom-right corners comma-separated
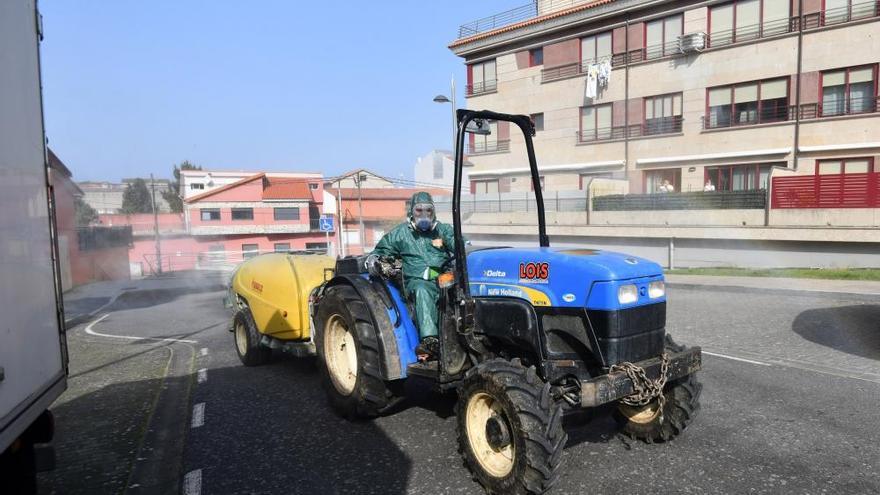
(433, 75, 457, 160)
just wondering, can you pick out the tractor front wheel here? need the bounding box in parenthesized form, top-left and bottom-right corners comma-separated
(457, 359, 566, 495)
(613, 335, 702, 443)
(314, 285, 398, 419)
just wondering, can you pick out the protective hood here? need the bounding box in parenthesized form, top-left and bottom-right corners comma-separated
(408, 191, 436, 232)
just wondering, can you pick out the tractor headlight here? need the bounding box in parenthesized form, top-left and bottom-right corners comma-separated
(648, 280, 665, 299)
(617, 284, 638, 305)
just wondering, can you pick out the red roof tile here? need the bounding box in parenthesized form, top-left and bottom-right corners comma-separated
(262, 178, 313, 200)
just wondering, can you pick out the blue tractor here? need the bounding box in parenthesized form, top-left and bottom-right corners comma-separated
(311, 110, 702, 494)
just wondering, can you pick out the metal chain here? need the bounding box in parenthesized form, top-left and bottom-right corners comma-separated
(610, 352, 669, 408)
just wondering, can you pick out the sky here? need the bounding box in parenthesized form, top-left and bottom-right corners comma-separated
(39, 0, 515, 183)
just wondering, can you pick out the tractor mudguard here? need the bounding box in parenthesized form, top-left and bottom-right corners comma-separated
(473, 297, 545, 362)
(324, 274, 417, 380)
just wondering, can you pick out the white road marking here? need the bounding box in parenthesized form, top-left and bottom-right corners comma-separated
(183, 469, 202, 495)
(199, 347, 209, 357)
(191, 403, 205, 428)
(197, 368, 207, 384)
(703, 350, 772, 367)
(84, 314, 198, 344)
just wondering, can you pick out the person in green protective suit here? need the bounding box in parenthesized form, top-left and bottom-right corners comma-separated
(366, 191, 455, 359)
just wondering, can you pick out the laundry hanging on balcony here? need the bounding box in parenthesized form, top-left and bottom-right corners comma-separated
(584, 60, 612, 100)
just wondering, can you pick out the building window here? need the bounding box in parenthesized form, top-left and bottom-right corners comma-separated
(709, 0, 790, 47)
(529, 48, 543, 67)
(241, 244, 259, 260)
(816, 158, 874, 174)
(644, 93, 683, 135)
(580, 104, 612, 142)
(581, 31, 612, 66)
(469, 59, 497, 95)
(707, 78, 789, 128)
(644, 169, 681, 193)
(190, 183, 204, 190)
(200, 208, 220, 221)
(530, 113, 544, 132)
(274, 207, 300, 220)
(306, 242, 328, 251)
(231, 208, 254, 220)
(645, 14, 683, 59)
(471, 180, 499, 194)
(470, 121, 500, 153)
(821, 65, 877, 117)
(309, 183, 319, 190)
(274, 243, 291, 252)
(824, 0, 878, 25)
(705, 163, 774, 191)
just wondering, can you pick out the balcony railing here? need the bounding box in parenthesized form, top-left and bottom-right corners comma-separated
(772, 172, 880, 208)
(703, 96, 879, 129)
(467, 139, 511, 154)
(466, 79, 498, 96)
(578, 116, 683, 143)
(534, 2, 880, 84)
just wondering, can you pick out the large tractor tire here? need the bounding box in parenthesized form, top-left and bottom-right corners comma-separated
(233, 307, 272, 366)
(457, 358, 567, 495)
(613, 335, 702, 443)
(314, 285, 398, 419)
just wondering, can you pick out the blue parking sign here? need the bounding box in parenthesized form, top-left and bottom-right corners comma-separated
(319, 216, 334, 232)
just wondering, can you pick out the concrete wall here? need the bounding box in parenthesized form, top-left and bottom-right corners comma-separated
(467, 232, 880, 269)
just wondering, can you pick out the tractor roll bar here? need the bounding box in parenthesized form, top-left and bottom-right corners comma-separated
(452, 109, 550, 307)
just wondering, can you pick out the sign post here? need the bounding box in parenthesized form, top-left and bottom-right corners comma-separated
(319, 215, 335, 256)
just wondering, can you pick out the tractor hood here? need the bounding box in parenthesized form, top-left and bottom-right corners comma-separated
(466, 247, 664, 310)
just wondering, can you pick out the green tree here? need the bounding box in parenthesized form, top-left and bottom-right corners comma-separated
(74, 196, 98, 226)
(162, 160, 202, 213)
(121, 178, 155, 214)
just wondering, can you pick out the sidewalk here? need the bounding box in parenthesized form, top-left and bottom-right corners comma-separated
(63, 270, 229, 327)
(666, 274, 880, 297)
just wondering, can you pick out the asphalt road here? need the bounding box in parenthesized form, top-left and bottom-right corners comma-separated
(40, 273, 880, 494)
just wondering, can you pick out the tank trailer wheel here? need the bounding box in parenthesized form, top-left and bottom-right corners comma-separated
(314, 285, 399, 419)
(233, 307, 271, 367)
(457, 359, 567, 495)
(613, 335, 702, 443)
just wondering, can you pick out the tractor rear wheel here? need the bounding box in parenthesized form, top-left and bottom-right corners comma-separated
(314, 285, 398, 419)
(233, 307, 271, 366)
(613, 335, 702, 443)
(457, 359, 566, 495)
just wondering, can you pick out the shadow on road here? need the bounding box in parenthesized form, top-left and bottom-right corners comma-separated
(108, 285, 226, 311)
(792, 304, 880, 360)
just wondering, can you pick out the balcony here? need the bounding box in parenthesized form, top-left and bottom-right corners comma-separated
(467, 139, 510, 155)
(703, 96, 879, 130)
(593, 190, 767, 211)
(578, 116, 683, 144)
(465, 79, 498, 96)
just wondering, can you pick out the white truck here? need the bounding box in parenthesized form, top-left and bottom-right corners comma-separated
(0, 0, 69, 491)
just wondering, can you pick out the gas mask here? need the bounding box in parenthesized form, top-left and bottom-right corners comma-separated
(411, 203, 436, 232)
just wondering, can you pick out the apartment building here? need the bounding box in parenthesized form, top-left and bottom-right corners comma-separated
(450, 0, 879, 197)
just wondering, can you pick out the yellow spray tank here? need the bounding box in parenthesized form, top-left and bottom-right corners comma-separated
(229, 252, 335, 342)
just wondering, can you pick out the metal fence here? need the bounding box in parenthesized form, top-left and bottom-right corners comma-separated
(771, 172, 880, 208)
(593, 190, 767, 211)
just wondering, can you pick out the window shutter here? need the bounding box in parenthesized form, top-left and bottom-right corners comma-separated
(735, 83, 758, 103)
(823, 70, 845, 87)
(709, 87, 732, 106)
(849, 67, 874, 83)
(762, 79, 788, 99)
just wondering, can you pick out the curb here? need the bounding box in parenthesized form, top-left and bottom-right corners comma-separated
(667, 282, 880, 300)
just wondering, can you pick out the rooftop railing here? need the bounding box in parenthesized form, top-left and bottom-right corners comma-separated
(457, 0, 596, 38)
